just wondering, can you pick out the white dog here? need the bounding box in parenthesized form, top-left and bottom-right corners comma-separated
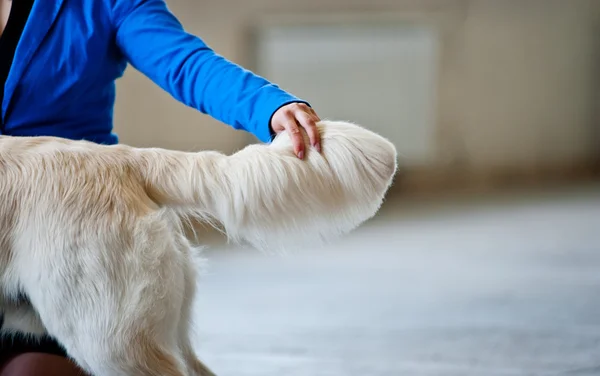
(0, 120, 397, 375)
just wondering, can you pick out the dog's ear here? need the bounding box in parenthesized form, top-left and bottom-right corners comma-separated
(210, 120, 398, 253)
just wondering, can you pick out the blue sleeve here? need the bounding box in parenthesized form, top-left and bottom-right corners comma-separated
(110, 0, 307, 143)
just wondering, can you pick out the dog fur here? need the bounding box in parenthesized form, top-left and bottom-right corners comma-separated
(0, 120, 397, 375)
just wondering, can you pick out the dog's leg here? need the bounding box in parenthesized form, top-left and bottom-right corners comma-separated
(180, 338, 215, 376)
(177, 250, 216, 376)
(179, 321, 216, 376)
(17, 216, 191, 376)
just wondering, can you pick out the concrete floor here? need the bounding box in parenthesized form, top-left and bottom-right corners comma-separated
(190, 184, 600, 376)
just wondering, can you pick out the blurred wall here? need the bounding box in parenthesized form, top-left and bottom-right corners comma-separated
(457, 0, 600, 170)
(113, 0, 600, 171)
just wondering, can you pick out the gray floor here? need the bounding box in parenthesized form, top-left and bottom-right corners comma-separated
(190, 185, 600, 376)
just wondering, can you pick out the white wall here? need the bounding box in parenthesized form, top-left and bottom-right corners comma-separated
(113, 0, 600, 168)
(459, 0, 600, 168)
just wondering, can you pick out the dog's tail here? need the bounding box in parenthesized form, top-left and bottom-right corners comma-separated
(138, 120, 398, 252)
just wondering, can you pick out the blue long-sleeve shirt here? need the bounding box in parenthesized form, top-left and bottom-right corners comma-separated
(0, 0, 306, 144)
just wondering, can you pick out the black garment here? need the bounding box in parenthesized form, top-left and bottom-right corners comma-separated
(0, 0, 67, 358)
(0, 334, 67, 358)
(0, 306, 67, 357)
(0, 0, 34, 127)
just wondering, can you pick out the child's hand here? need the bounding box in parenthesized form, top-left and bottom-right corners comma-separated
(270, 102, 321, 160)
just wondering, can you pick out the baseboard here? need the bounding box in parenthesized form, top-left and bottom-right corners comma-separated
(387, 158, 600, 199)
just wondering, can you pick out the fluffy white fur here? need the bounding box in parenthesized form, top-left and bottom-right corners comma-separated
(0, 120, 397, 375)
